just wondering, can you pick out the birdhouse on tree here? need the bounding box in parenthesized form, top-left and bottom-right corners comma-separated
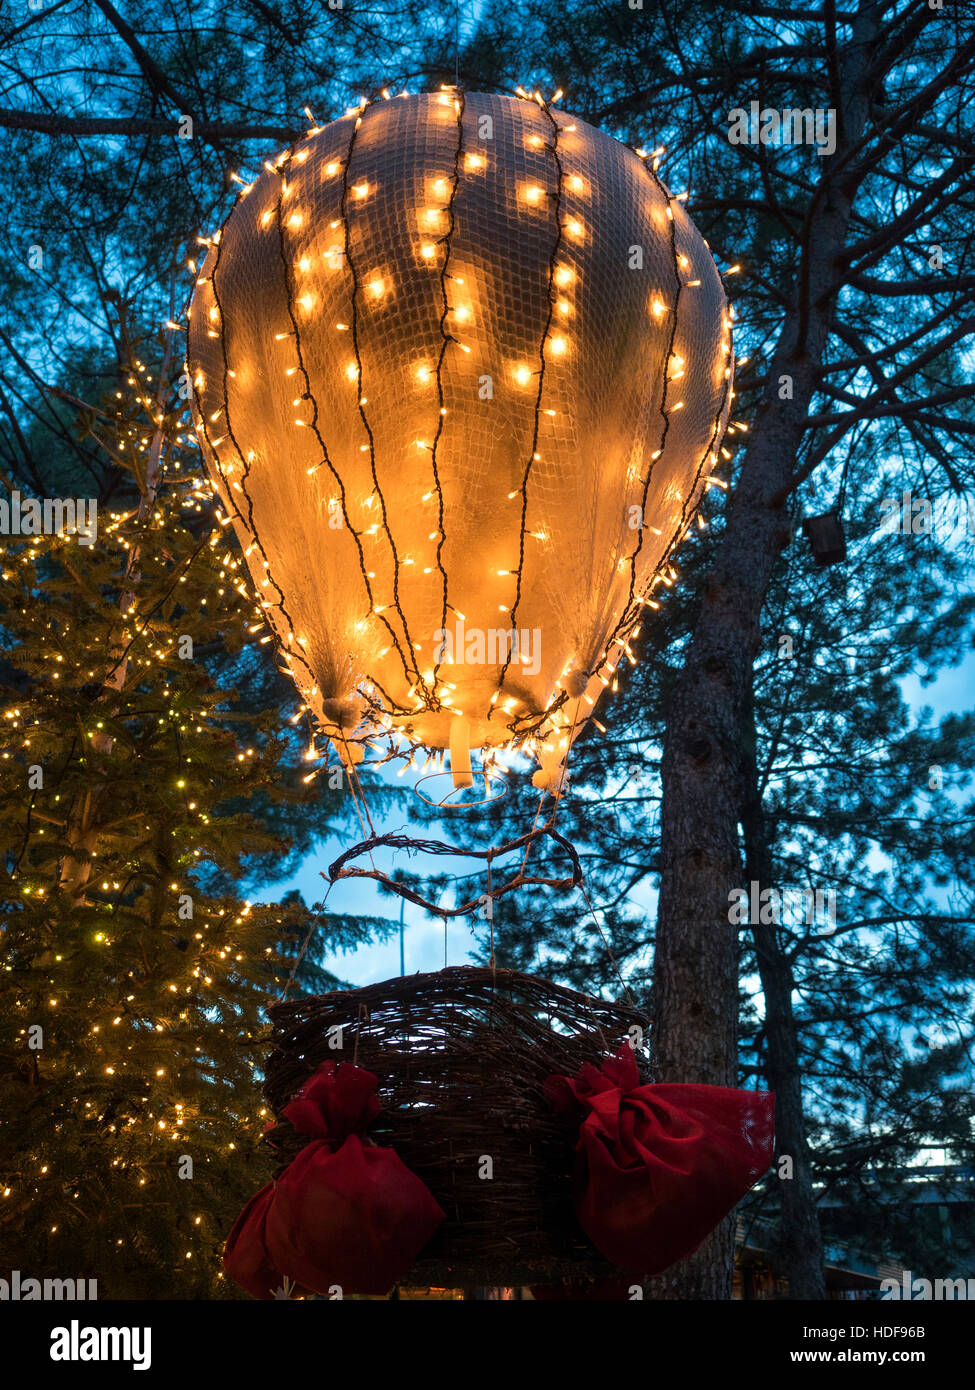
(801, 512, 846, 566)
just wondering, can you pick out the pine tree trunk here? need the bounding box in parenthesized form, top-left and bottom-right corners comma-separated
(742, 684, 827, 1299)
(648, 10, 878, 1299)
(751, 921, 827, 1298)
(647, 1217, 738, 1300)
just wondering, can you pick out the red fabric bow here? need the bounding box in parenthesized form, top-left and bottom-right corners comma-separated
(224, 1062, 444, 1298)
(546, 1047, 774, 1275)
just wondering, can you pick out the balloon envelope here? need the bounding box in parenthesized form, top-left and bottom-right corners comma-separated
(188, 91, 732, 761)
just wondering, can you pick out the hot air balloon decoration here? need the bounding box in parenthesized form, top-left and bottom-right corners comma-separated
(186, 87, 734, 822)
(187, 90, 771, 1299)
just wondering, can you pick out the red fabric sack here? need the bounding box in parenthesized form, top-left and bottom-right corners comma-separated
(546, 1046, 774, 1275)
(224, 1062, 444, 1298)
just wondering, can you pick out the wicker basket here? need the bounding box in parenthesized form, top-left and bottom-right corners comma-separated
(263, 965, 649, 1288)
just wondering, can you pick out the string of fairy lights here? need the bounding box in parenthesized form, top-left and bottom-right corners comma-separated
(188, 84, 744, 789)
(428, 90, 467, 696)
(597, 152, 736, 668)
(339, 99, 429, 699)
(203, 210, 321, 710)
(273, 127, 403, 707)
(489, 94, 568, 721)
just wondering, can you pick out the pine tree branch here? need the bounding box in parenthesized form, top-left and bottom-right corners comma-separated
(849, 274, 975, 298)
(90, 0, 197, 121)
(805, 383, 975, 429)
(0, 108, 298, 142)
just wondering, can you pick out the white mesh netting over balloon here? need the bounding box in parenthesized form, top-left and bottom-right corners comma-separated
(187, 88, 733, 789)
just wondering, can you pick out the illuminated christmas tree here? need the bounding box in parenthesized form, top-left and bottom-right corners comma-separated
(0, 342, 390, 1297)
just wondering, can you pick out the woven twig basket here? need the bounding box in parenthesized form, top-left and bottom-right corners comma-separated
(263, 965, 649, 1288)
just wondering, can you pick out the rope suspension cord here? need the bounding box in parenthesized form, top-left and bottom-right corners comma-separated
(339, 731, 378, 840)
(578, 879, 636, 1010)
(486, 856, 495, 973)
(279, 878, 335, 1000)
